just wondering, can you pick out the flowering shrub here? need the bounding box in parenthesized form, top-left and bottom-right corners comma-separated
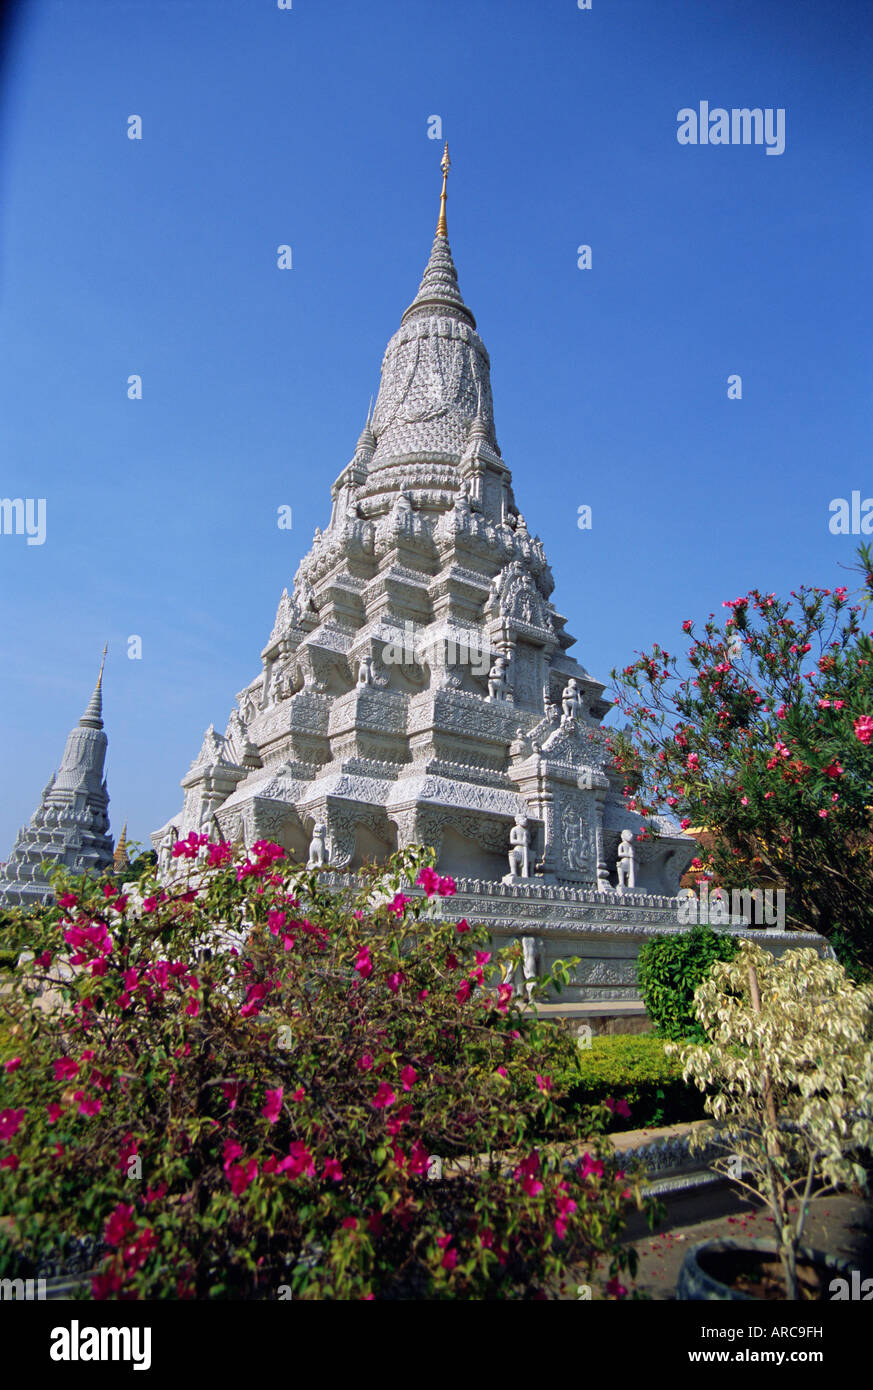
(671, 939, 873, 1298)
(610, 546, 873, 974)
(0, 842, 647, 1300)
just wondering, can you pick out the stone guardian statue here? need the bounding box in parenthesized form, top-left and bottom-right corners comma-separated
(616, 829, 636, 892)
(506, 815, 531, 879)
(307, 822, 328, 869)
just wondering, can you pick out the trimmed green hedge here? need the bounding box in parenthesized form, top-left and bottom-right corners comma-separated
(556, 1034, 705, 1133)
(637, 923, 741, 1042)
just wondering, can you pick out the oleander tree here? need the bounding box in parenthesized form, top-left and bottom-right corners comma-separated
(0, 838, 649, 1301)
(609, 546, 873, 975)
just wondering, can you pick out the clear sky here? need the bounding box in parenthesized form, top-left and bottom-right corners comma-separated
(0, 0, 870, 859)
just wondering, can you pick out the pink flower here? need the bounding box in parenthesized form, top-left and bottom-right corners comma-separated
(207, 841, 234, 867)
(277, 1141, 314, 1179)
(0, 1108, 25, 1143)
(104, 1203, 136, 1247)
(185, 998, 200, 1017)
(342, 1217, 358, 1230)
(387, 893, 410, 917)
(686, 753, 699, 770)
(740, 796, 748, 806)
(514, 1151, 544, 1196)
(221, 1080, 242, 1111)
(604, 1097, 632, 1119)
(291, 1087, 305, 1102)
(455, 980, 471, 1004)
(3, 1058, 21, 1074)
(74, 1092, 101, 1117)
(0, 1154, 20, 1171)
(222, 1138, 244, 1171)
(267, 909, 287, 936)
(261, 1087, 283, 1123)
(496, 983, 513, 1013)
(34, 951, 52, 968)
(605, 1276, 627, 1299)
(386, 971, 405, 994)
(437, 875, 457, 897)
(536, 1074, 553, 1093)
(441, 1248, 458, 1270)
(416, 866, 441, 897)
(579, 1153, 604, 1181)
(373, 1082, 396, 1109)
(853, 715, 873, 745)
(496, 1065, 507, 1079)
(400, 1065, 417, 1092)
(57, 892, 77, 909)
(818, 809, 829, 818)
(455, 919, 470, 933)
(354, 946, 373, 979)
(228, 1158, 258, 1195)
(356, 1053, 374, 1073)
(323, 1157, 343, 1182)
(474, 950, 491, 966)
(823, 760, 844, 778)
(45, 1103, 63, 1124)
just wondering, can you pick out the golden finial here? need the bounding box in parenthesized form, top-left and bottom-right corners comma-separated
(97, 642, 108, 689)
(436, 142, 451, 237)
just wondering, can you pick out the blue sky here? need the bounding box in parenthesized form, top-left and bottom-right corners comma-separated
(0, 0, 870, 858)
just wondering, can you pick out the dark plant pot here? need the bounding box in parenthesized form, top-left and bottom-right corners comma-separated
(677, 1237, 854, 1301)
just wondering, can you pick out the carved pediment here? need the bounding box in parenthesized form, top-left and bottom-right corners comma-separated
(488, 561, 554, 634)
(190, 724, 231, 770)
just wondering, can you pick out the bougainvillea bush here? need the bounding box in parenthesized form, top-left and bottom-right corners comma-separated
(610, 545, 873, 974)
(0, 840, 647, 1300)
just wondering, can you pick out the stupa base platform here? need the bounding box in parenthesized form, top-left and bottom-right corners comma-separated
(319, 872, 831, 1012)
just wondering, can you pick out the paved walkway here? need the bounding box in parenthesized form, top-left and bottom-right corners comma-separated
(613, 1186, 872, 1300)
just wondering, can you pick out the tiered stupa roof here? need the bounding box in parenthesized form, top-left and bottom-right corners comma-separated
(0, 651, 115, 909)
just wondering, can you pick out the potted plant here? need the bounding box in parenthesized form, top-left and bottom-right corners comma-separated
(670, 938, 873, 1300)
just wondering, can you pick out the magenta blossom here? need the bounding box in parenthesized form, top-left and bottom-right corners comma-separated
(261, 1086, 284, 1123)
(416, 866, 441, 897)
(323, 1157, 343, 1182)
(854, 714, 873, 745)
(0, 1108, 25, 1143)
(373, 1082, 396, 1109)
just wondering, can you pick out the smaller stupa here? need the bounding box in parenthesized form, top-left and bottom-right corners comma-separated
(0, 649, 115, 910)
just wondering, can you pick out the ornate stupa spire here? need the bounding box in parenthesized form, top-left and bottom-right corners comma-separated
(80, 643, 107, 730)
(399, 149, 475, 331)
(0, 657, 115, 910)
(113, 822, 131, 873)
(436, 141, 450, 237)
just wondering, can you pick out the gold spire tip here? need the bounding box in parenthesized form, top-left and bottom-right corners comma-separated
(97, 642, 108, 688)
(436, 141, 450, 237)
